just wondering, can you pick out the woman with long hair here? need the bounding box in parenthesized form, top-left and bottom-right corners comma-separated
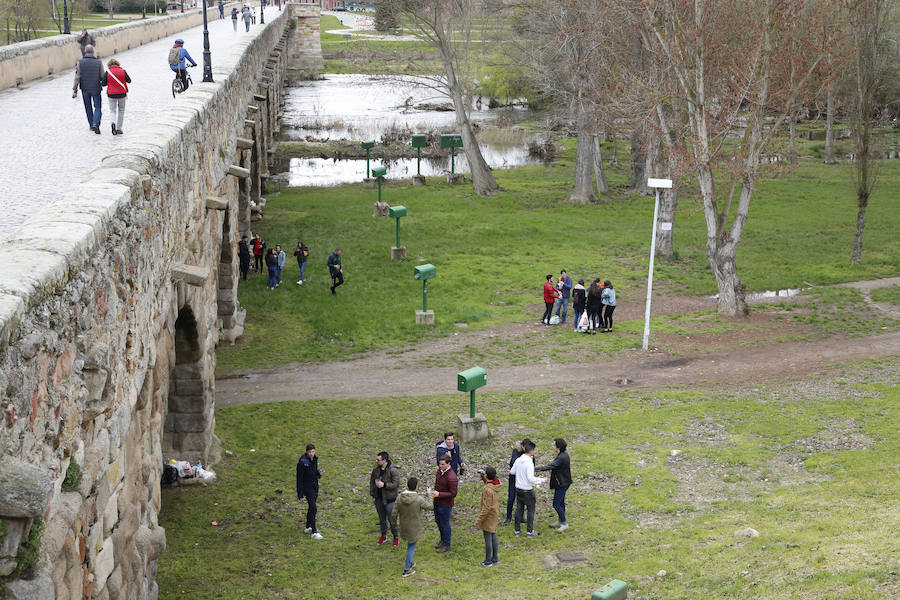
(600, 280, 616, 333)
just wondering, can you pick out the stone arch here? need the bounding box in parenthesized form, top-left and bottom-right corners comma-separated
(163, 306, 213, 463)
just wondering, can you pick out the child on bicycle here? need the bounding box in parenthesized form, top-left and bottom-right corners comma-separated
(168, 39, 197, 92)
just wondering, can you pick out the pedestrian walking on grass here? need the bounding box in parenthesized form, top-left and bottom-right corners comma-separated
(601, 280, 616, 333)
(428, 454, 457, 553)
(542, 274, 559, 324)
(392, 477, 429, 577)
(237, 235, 251, 280)
(294, 241, 309, 284)
(328, 248, 344, 294)
(535, 438, 572, 532)
(370, 451, 401, 547)
(102, 58, 130, 135)
(231, 7, 239, 31)
(510, 439, 546, 538)
(265, 247, 278, 289)
(476, 466, 501, 567)
(296, 444, 324, 540)
(72, 44, 105, 134)
(77, 28, 95, 57)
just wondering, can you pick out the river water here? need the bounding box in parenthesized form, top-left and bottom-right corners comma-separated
(277, 73, 546, 187)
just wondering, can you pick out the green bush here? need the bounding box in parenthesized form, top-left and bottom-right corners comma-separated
(61, 460, 82, 492)
(13, 519, 43, 578)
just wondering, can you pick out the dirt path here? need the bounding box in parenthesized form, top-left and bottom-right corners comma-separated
(216, 278, 900, 407)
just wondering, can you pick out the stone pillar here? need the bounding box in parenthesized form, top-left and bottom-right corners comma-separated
(287, 4, 324, 79)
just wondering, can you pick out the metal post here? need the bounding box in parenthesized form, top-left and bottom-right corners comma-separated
(450, 147, 455, 174)
(181, 1, 184, 13)
(366, 148, 371, 179)
(260, 0, 265, 24)
(417, 147, 422, 176)
(395, 218, 400, 249)
(642, 188, 661, 350)
(63, 0, 70, 34)
(202, 0, 214, 82)
(423, 279, 428, 312)
(377, 177, 382, 204)
(469, 390, 475, 418)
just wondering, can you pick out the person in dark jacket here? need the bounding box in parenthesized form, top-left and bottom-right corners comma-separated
(296, 444, 324, 539)
(328, 248, 343, 294)
(72, 45, 105, 133)
(503, 438, 530, 525)
(553, 269, 573, 324)
(293, 241, 309, 285)
(218, 0, 225, 19)
(77, 28, 95, 56)
(571, 279, 587, 332)
(435, 432, 465, 475)
(265, 247, 278, 289)
(237, 235, 252, 280)
(428, 454, 458, 552)
(231, 7, 239, 31)
(536, 438, 572, 531)
(369, 451, 401, 546)
(101, 58, 131, 135)
(586, 278, 603, 333)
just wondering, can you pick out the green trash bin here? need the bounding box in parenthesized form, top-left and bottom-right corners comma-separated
(592, 579, 627, 600)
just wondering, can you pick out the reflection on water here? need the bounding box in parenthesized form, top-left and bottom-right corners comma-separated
(280, 74, 545, 185)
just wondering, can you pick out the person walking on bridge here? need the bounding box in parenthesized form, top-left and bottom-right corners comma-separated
(72, 45, 105, 134)
(242, 4, 253, 31)
(102, 58, 131, 135)
(218, 0, 225, 19)
(231, 7, 239, 30)
(77, 28, 95, 57)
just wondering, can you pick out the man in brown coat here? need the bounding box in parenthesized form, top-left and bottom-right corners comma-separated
(369, 451, 401, 546)
(476, 466, 501, 566)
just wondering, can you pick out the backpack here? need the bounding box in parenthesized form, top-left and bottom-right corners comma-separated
(161, 464, 178, 485)
(167, 47, 181, 67)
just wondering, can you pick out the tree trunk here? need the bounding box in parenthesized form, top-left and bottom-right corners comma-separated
(824, 86, 836, 164)
(627, 132, 650, 194)
(445, 59, 498, 196)
(570, 102, 596, 204)
(851, 204, 866, 265)
(591, 135, 608, 194)
(709, 243, 749, 316)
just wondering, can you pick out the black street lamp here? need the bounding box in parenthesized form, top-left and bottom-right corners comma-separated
(180, 1, 184, 13)
(260, 0, 265, 25)
(202, 0, 214, 82)
(62, 0, 70, 34)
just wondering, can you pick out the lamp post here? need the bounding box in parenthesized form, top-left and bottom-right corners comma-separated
(642, 178, 673, 350)
(201, 0, 213, 82)
(260, 0, 265, 24)
(62, 0, 70, 34)
(181, 1, 184, 13)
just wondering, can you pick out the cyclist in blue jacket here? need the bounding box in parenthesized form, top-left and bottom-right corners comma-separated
(169, 39, 197, 91)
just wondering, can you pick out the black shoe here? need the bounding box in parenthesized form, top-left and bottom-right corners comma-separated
(92, 126, 101, 134)
(502, 518, 511, 526)
(111, 123, 116, 135)
(330, 286, 335, 295)
(116, 129, 123, 135)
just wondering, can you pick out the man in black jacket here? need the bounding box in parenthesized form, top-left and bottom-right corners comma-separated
(72, 45, 105, 134)
(535, 438, 571, 531)
(369, 451, 401, 546)
(297, 444, 324, 540)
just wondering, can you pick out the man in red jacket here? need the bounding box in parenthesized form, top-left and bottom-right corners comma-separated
(428, 454, 457, 553)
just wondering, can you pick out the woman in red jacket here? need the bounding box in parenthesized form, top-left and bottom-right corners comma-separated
(542, 274, 560, 325)
(102, 58, 131, 135)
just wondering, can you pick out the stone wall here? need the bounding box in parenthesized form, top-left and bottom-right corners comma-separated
(0, 3, 238, 91)
(0, 6, 306, 599)
(288, 4, 325, 77)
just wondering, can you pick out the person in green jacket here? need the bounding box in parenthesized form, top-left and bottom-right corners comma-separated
(327, 247, 343, 295)
(392, 477, 429, 577)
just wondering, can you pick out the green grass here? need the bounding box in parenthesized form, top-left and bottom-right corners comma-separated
(217, 148, 900, 371)
(871, 284, 900, 304)
(157, 361, 900, 599)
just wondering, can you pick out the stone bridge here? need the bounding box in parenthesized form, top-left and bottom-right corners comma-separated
(0, 5, 321, 599)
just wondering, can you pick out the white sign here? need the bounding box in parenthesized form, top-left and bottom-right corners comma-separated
(660, 222, 673, 231)
(647, 178, 673, 189)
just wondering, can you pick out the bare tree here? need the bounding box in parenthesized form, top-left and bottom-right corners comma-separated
(392, 0, 499, 196)
(848, 0, 894, 264)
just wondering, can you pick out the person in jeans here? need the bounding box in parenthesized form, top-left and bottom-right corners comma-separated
(571, 279, 587, 331)
(102, 58, 131, 135)
(296, 444, 324, 540)
(328, 248, 344, 294)
(294, 241, 309, 284)
(265, 248, 278, 290)
(392, 477, 429, 577)
(72, 45, 105, 134)
(536, 438, 572, 531)
(435, 432, 465, 476)
(428, 454, 457, 552)
(503, 439, 529, 525)
(369, 451, 401, 547)
(476, 466, 501, 566)
(553, 269, 573, 324)
(509, 439, 546, 537)
(275, 244, 286, 286)
(601, 280, 617, 333)
(231, 7, 239, 31)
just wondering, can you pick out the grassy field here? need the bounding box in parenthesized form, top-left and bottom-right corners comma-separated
(157, 359, 900, 599)
(216, 146, 900, 371)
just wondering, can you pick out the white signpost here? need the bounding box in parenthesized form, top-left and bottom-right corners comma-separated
(643, 178, 673, 350)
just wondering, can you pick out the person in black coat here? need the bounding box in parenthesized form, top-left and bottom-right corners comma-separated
(503, 438, 531, 525)
(237, 235, 251, 280)
(535, 438, 571, 531)
(297, 444, 324, 539)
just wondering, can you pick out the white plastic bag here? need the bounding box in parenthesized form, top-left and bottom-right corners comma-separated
(577, 312, 590, 331)
(549, 314, 561, 325)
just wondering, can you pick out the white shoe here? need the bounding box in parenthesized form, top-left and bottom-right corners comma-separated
(297, 280, 303, 285)
(557, 523, 569, 532)
(549, 521, 561, 529)
(311, 532, 323, 540)
(304, 527, 312, 534)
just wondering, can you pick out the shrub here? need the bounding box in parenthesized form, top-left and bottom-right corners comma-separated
(62, 460, 82, 492)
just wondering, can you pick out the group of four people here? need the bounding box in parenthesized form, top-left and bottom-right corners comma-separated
(296, 433, 572, 577)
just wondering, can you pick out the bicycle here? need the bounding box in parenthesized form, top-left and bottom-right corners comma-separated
(171, 65, 195, 97)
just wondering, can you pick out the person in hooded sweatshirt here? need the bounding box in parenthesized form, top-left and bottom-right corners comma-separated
(392, 477, 430, 577)
(476, 466, 502, 567)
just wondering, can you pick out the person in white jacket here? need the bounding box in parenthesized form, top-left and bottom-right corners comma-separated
(509, 440, 546, 537)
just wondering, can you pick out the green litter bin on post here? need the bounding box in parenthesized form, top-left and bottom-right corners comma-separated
(411, 134, 427, 178)
(457, 366, 486, 418)
(439, 134, 464, 175)
(592, 579, 627, 600)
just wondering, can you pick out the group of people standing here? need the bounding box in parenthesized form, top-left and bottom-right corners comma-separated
(237, 235, 345, 294)
(543, 270, 617, 333)
(297, 433, 572, 578)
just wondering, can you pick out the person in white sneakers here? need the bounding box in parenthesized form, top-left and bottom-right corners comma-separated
(509, 440, 545, 537)
(536, 438, 571, 531)
(297, 444, 324, 540)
